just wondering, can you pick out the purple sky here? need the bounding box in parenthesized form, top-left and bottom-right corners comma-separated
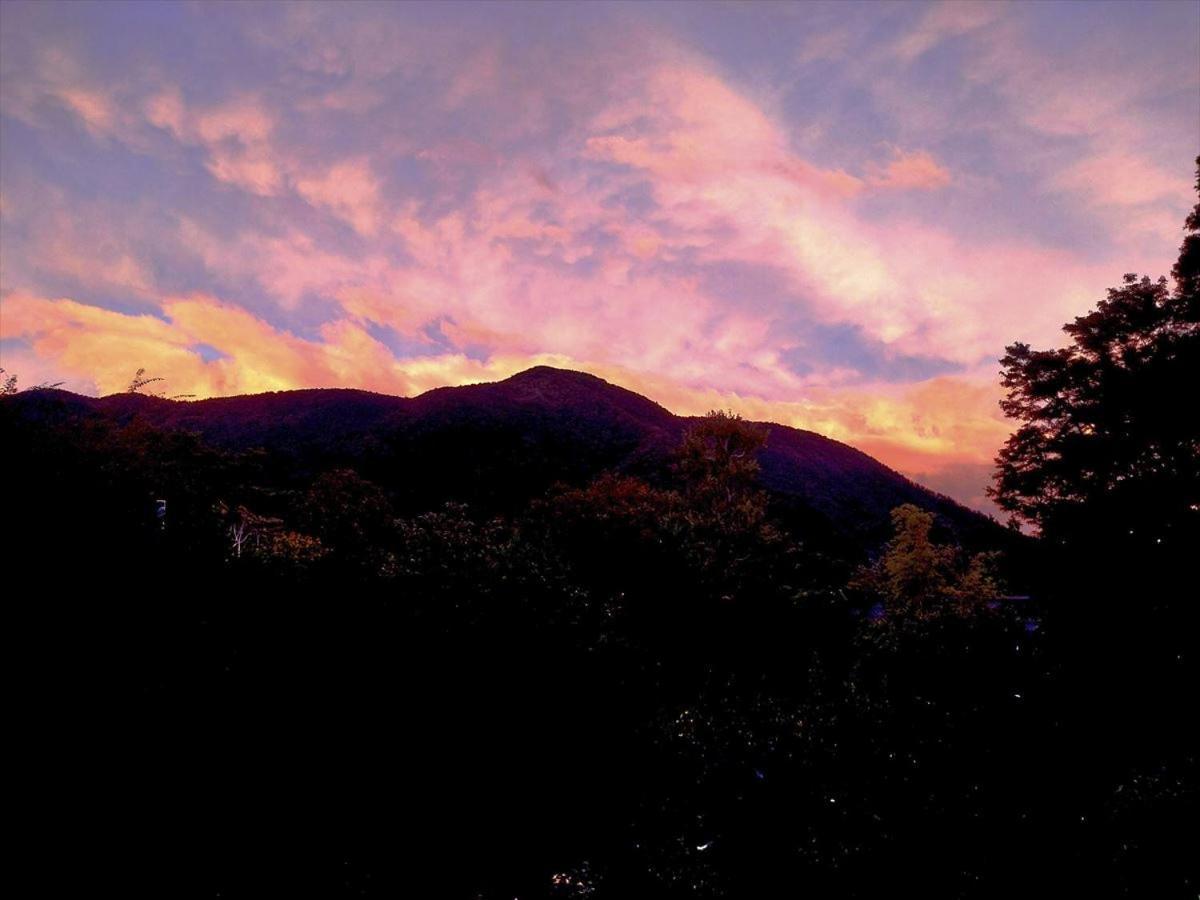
(1, 0, 1197, 513)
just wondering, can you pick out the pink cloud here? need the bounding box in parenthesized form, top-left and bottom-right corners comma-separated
(952, 10, 1197, 252)
(0, 184, 159, 303)
(142, 91, 285, 195)
(892, 0, 1005, 62)
(444, 42, 503, 109)
(178, 219, 393, 310)
(197, 102, 283, 196)
(1052, 152, 1191, 209)
(57, 87, 116, 135)
(205, 152, 283, 197)
(144, 88, 186, 137)
(0, 45, 129, 141)
(295, 158, 382, 236)
(586, 65, 862, 198)
(866, 148, 952, 191)
(574, 62, 1117, 363)
(194, 100, 276, 145)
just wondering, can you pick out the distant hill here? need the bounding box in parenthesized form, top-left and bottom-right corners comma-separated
(2, 365, 1005, 551)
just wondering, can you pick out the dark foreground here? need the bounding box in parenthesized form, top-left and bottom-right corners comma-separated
(7, 395, 1196, 899)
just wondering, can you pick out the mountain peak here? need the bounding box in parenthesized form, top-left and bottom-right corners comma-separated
(477, 366, 673, 421)
(498, 365, 619, 394)
(504, 364, 604, 382)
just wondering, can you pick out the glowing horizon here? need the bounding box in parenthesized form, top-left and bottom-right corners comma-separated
(2, 1, 1197, 515)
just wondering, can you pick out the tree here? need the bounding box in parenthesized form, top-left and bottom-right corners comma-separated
(296, 468, 393, 567)
(988, 158, 1200, 558)
(851, 503, 1001, 623)
(675, 410, 771, 532)
(0, 368, 64, 393)
(676, 409, 768, 496)
(127, 367, 166, 394)
(673, 411, 784, 598)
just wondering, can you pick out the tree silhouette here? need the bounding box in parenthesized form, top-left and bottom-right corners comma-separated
(989, 158, 1200, 559)
(0, 369, 64, 393)
(127, 367, 166, 394)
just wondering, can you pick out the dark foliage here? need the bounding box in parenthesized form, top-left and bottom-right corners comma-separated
(5, 380, 1192, 898)
(983, 158, 1200, 898)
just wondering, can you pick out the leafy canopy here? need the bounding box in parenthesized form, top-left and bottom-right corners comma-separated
(989, 158, 1200, 553)
(852, 503, 1001, 623)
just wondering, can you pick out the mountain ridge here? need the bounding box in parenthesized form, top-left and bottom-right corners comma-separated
(3, 365, 1004, 549)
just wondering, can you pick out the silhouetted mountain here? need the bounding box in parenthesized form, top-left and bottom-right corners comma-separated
(3, 366, 1002, 549)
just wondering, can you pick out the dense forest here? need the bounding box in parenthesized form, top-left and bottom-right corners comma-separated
(4, 172, 1197, 899)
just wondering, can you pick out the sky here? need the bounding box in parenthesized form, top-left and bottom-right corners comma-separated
(1, 0, 1197, 515)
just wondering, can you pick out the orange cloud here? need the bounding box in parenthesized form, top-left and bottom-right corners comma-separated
(2, 293, 208, 395)
(1, 292, 575, 399)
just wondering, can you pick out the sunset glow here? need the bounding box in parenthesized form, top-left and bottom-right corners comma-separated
(2, 1, 1197, 514)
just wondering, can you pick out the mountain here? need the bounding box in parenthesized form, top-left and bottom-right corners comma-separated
(1, 365, 1003, 550)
